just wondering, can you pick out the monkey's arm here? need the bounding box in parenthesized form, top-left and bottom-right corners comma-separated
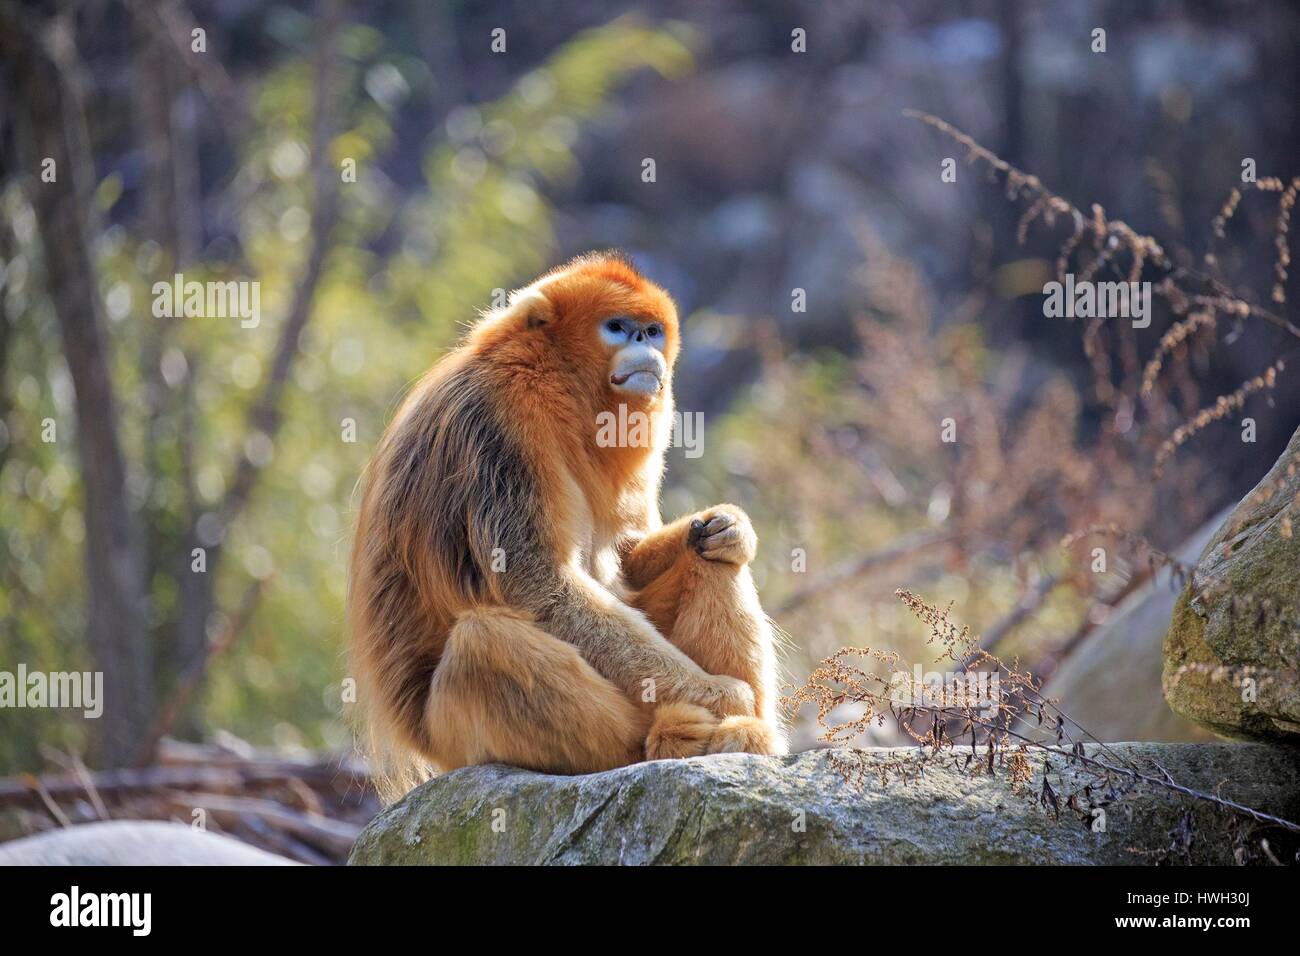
(621, 504, 757, 590)
(617, 518, 691, 590)
(529, 567, 754, 718)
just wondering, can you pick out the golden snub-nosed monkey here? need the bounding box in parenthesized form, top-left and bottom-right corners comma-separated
(349, 251, 787, 800)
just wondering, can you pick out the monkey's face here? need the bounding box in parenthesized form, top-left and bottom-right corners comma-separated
(601, 315, 669, 398)
(485, 253, 680, 411)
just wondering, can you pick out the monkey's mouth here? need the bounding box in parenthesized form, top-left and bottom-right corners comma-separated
(610, 363, 664, 395)
(610, 347, 667, 396)
(611, 371, 660, 390)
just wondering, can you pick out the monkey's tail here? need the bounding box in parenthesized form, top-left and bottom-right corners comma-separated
(347, 589, 443, 804)
(349, 651, 438, 805)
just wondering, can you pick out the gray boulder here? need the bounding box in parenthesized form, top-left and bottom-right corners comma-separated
(1164, 426, 1300, 739)
(0, 820, 298, 865)
(349, 745, 1300, 865)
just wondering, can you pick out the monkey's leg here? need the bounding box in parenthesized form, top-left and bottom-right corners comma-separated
(625, 506, 789, 756)
(428, 607, 715, 768)
(425, 607, 653, 773)
(637, 558, 787, 756)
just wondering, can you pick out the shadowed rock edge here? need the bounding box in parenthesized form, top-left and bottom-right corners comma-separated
(349, 744, 1300, 865)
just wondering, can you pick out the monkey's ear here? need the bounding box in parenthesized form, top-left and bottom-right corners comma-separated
(508, 289, 554, 330)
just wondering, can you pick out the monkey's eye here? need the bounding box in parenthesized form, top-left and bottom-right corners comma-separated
(604, 319, 625, 335)
(646, 324, 662, 338)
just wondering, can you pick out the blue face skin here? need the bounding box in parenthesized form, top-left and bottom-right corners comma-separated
(602, 316, 668, 396)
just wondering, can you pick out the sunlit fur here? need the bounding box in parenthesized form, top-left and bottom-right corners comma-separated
(349, 251, 787, 800)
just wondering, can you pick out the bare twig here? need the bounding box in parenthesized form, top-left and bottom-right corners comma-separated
(169, 0, 348, 724)
(905, 109, 1300, 342)
(931, 707, 1300, 835)
(1031, 563, 1157, 686)
(19, 774, 72, 828)
(216, 0, 345, 533)
(69, 751, 110, 821)
(133, 577, 270, 766)
(975, 574, 1060, 658)
(773, 528, 955, 616)
(126, 0, 248, 144)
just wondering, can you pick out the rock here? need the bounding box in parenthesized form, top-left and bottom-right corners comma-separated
(1163, 426, 1300, 740)
(1042, 510, 1227, 742)
(0, 821, 299, 866)
(349, 745, 1300, 865)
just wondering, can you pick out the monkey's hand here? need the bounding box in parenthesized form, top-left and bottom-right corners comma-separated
(685, 673, 755, 718)
(687, 505, 757, 566)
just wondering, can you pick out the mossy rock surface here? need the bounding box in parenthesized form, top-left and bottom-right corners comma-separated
(349, 744, 1300, 865)
(1163, 426, 1300, 740)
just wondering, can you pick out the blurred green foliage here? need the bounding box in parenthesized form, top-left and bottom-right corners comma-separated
(0, 17, 692, 770)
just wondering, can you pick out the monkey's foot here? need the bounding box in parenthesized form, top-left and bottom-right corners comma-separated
(645, 702, 719, 760)
(707, 715, 781, 755)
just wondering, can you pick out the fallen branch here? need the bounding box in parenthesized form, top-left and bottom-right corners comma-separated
(1, 740, 378, 865)
(166, 792, 360, 857)
(0, 756, 366, 805)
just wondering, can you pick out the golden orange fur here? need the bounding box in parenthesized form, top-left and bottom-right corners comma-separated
(349, 251, 786, 800)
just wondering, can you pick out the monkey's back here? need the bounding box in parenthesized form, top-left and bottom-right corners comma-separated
(348, 347, 549, 758)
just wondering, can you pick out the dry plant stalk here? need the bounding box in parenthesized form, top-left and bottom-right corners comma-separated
(850, 223, 1153, 564)
(784, 589, 1300, 841)
(1154, 359, 1285, 475)
(905, 110, 1299, 673)
(906, 109, 1299, 472)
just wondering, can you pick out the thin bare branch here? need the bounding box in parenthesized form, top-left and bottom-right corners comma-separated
(773, 528, 955, 617)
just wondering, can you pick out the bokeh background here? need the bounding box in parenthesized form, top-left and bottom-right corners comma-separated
(1, 0, 1298, 847)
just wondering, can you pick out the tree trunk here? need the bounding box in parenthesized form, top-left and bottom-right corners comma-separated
(0, 9, 154, 766)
